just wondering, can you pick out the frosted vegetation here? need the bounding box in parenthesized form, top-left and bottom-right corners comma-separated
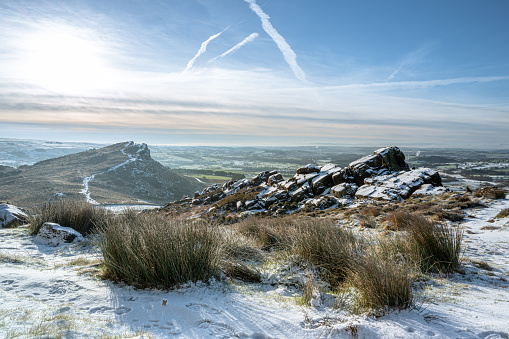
(1, 188, 508, 338)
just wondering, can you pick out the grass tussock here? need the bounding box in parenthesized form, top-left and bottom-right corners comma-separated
(496, 208, 509, 219)
(221, 260, 261, 283)
(232, 217, 298, 251)
(29, 199, 109, 235)
(383, 210, 423, 230)
(406, 214, 463, 273)
(293, 218, 360, 287)
(474, 186, 507, 200)
(99, 213, 223, 289)
(346, 250, 414, 312)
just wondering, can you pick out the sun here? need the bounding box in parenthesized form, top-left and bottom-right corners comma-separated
(21, 26, 114, 94)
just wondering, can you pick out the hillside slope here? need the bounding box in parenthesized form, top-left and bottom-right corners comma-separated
(0, 142, 202, 207)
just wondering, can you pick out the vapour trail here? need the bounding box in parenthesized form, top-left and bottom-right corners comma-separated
(244, 0, 306, 82)
(210, 33, 259, 62)
(184, 27, 228, 72)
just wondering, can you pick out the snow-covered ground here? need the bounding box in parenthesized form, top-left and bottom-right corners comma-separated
(1, 199, 509, 338)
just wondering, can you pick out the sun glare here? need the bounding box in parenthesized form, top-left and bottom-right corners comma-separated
(21, 27, 114, 94)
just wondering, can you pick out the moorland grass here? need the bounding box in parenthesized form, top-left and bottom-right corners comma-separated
(496, 208, 509, 219)
(232, 217, 298, 251)
(29, 199, 110, 235)
(405, 214, 463, 273)
(293, 218, 360, 287)
(346, 249, 414, 312)
(474, 186, 507, 200)
(98, 213, 223, 289)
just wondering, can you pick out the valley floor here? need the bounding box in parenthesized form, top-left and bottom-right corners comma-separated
(1, 198, 509, 338)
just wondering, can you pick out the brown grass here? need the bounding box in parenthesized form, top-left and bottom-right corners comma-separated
(293, 219, 360, 287)
(496, 208, 509, 219)
(29, 199, 110, 235)
(474, 186, 507, 200)
(406, 215, 463, 273)
(98, 213, 223, 289)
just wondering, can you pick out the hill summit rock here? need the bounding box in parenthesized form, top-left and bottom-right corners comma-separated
(161, 146, 446, 221)
(0, 141, 202, 206)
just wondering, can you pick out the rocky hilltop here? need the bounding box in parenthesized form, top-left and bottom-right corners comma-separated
(161, 146, 446, 221)
(0, 141, 203, 206)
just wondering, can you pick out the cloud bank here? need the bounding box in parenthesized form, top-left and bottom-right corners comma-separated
(210, 33, 259, 62)
(245, 0, 306, 82)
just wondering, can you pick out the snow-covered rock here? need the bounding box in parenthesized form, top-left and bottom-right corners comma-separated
(356, 168, 442, 201)
(34, 223, 84, 247)
(331, 183, 358, 198)
(0, 203, 29, 228)
(296, 164, 320, 175)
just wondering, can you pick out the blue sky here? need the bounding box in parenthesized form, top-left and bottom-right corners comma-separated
(0, 0, 508, 147)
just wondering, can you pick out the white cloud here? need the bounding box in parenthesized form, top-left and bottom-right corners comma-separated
(210, 33, 259, 62)
(386, 43, 434, 81)
(184, 28, 228, 72)
(244, 0, 307, 82)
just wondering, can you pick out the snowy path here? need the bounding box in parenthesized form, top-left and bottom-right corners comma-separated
(1, 199, 509, 338)
(80, 142, 138, 205)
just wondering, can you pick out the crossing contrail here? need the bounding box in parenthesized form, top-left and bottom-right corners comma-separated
(184, 27, 228, 72)
(210, 33, 259, 62)
(245, 0, 306, 81)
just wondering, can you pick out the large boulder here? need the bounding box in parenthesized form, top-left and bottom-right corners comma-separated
(252, 170, 277, 186)
(332, 168, 354, 185)
(356, 168, 442, 201)
(296, 164, 320, 175)
(374, 146, 409, 171)
(34, 223, 84, 247)
(312, 173, 333, 195)
(348, 154, 385, 186)
(0, 203, 29, 228)
(331, 183, 358, 198)
(291, 182, 313, 202)
(268, 173, 284, 186)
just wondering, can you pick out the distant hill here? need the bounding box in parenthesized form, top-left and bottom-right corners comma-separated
(0, 141, 203, 207)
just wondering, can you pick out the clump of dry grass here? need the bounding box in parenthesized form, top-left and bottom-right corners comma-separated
(98, 213, 223, 289)
(471, 259, 493, 271)
(346, 249, 414, 312)
(360, 206, 382, 218)
(29, 199, 110, 235)
(221, 260, 261, 283)
(232, 217, 298, 251)
(383, 210, 423, 230)
(474, 186, 507, 200)
(405, 214, 463, 273)
(496, 208, 509, 219)
(293, 219, 360, 287)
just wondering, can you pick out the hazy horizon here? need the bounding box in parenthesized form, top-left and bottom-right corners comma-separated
(1, 1, 508, 148)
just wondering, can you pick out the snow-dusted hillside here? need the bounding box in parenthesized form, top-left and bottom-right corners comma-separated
(0, 141, 203, 206)
(0, 197, 508, 338)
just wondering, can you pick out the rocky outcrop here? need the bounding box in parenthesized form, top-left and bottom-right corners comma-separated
(34, 222, 84, 246)
(160, 146, 446, 221)
(0, 203, 29, 228)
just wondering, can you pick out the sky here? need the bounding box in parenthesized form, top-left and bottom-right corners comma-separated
(0, 0, 508, 148)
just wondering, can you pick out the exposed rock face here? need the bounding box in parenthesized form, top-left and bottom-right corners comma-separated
(34, 222, 84, 246)
(160, 146, 446, 221)
(0, 203, 29, 228)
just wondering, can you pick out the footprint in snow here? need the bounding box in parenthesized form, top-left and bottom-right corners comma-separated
(479, 331, 509, 339)
(48, 280, 83, 295)
(88, 306, 114, 314)
(186, 302, 222, 315)
(198, 320, 238, 338)
(115, 306, 132, 315)
(159, 321, 182, 335)
(1, 279, 16, 285)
